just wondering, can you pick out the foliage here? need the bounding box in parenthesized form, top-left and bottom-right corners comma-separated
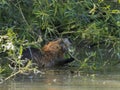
(0, 0, 120, 79)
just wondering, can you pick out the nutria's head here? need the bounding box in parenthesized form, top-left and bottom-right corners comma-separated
(42, 38, 71, 54)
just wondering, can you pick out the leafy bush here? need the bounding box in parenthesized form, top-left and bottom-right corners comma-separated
(0, 0, 120, 79)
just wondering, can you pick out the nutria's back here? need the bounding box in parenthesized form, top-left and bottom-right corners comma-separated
(22, 48, 43, 65)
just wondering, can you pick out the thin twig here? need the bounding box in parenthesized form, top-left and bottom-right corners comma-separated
(17, 0, 29, 26)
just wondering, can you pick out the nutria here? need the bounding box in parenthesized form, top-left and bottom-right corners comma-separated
(22, 38, 74, 68)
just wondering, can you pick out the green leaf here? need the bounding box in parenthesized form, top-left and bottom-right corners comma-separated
(19, 45, 23, 57)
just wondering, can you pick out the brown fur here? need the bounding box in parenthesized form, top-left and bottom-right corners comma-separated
(22, 38, 73, 68)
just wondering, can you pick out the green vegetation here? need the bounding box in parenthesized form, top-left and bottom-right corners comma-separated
(0, 0, 120, 80)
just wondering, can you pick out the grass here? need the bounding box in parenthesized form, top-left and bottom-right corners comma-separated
(0, 0, 120, 80)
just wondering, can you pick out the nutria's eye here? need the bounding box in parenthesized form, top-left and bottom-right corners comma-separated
(55, 46, 60, 49)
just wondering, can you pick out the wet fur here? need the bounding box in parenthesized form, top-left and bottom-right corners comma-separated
(22, 38, 74, 68)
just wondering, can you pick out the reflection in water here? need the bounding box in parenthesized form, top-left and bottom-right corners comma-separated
(0, 69, 120, 90)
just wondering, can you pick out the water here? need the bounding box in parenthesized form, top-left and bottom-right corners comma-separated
(0, 68, 120, 90)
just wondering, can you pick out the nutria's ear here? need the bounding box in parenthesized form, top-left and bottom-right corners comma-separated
(55, 38, 62, 43)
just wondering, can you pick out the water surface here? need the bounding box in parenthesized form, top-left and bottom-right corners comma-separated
(0, 68, 120, 90)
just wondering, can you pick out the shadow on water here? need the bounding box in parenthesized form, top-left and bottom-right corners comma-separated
(0, 67, 120, 90)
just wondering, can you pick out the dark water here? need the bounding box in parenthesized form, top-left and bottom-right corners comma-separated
(0, 68, 120, 90)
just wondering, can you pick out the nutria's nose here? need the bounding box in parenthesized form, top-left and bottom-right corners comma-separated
(63, 38, 71, 47)
(59, 38, 72, 52)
